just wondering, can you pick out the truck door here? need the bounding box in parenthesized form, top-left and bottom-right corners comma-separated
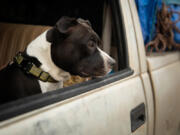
(0, 0, 148, 135)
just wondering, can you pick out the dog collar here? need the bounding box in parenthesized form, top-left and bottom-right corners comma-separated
(14, 52, 58, 83)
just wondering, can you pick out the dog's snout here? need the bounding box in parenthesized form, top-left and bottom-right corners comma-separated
(108, 58, 116, 67)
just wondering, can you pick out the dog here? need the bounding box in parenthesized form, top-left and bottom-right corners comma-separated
(0, 16, 115, 104)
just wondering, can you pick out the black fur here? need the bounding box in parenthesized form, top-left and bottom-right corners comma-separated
(0, 64, 41, 104)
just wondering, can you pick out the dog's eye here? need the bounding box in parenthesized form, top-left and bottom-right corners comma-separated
(88, 40, 95, 48)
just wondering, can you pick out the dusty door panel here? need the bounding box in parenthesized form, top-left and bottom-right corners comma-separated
(0, 76, 147, 135)
(141, 73, 154, 135)
(147, 52, 180, 135)
(147, 52, 180, 71)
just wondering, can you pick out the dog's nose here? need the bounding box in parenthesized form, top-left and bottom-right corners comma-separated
(108, 59, 116, 67)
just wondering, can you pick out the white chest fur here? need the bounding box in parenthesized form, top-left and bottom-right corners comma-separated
(38, 81, 63, 93)
(26, 30, 70, 92)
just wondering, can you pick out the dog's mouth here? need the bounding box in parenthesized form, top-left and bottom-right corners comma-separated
(80, 71, 89, 77)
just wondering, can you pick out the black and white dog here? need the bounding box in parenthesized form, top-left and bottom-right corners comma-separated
(0, 17, 115, 104)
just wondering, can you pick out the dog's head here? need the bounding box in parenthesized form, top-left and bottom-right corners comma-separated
(46, 16, 115, 77)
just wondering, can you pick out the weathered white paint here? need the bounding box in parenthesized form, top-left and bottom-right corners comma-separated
(147, 52, 180, 71)
(147, 53, 180, 135)
(0, 76, 146, 135)
(141, 73, 154, 135)
(128, 0, 147, 74)
(120, 0, 140, 76)
(128, 1, 154, 135)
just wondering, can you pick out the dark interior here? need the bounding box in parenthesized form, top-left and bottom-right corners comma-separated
(0, 0, 104, 37)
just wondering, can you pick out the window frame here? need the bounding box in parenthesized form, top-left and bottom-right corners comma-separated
(0, 0, 133, 122)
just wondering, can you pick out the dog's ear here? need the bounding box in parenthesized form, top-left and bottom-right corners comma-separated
(46, 17, 77, 43)
(56, 16, 77, 33)
(77, 18, 92, 27)
(46, 28, 65, 43)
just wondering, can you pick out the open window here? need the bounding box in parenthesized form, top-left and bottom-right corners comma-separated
(0, 0, 133, 121)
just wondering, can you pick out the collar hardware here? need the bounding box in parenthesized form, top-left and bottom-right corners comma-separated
(14, 52, 58, 83)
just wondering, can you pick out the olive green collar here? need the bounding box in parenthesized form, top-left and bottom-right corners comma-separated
(14, 52, 58, 83)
